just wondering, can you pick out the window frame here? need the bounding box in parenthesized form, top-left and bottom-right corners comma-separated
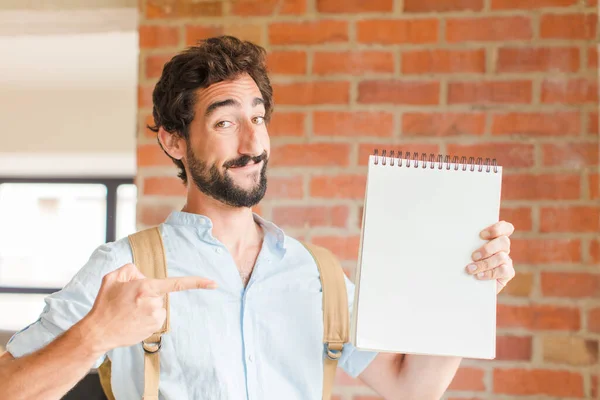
(0, 176, 134, 294)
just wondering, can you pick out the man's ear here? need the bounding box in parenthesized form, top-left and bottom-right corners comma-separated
(157, 127, 186, 160)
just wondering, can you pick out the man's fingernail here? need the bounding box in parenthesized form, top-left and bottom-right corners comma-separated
(481, 230, 490, 239)
(467, 264, 477, 273)
(477, 272, 485, 278)
(208, 283, 218, 289)
(473, 252, 482, 261)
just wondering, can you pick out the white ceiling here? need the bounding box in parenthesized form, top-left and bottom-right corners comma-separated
(0, 7, 137, 36)
(0, 0, 136, 10)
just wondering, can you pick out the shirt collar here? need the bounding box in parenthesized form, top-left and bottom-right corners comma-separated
(164, 210, 287, 253)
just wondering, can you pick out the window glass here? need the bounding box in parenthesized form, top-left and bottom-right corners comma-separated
(116, 183, 137, 239)
(0, 183, 106, 288)
(0, 293, 46, 332)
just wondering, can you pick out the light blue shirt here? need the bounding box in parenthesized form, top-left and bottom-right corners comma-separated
(7, 211, 378, 399)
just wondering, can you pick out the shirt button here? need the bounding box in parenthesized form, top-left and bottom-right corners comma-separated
(248, 354, 253, 362)
(216, 248, 223, 254)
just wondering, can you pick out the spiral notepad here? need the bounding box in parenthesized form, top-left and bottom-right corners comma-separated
(350, 150, 503, 360)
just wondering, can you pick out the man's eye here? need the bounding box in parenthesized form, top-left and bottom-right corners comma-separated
(215, 121, 232, 128)
(253, 116, 265, 125)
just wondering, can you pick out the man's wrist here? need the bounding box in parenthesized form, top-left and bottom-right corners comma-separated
(72, 314, 110, 360)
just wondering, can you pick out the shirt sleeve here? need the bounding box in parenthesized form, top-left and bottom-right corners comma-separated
(337, 274, 379, 378)
(6, 240, 130, 368)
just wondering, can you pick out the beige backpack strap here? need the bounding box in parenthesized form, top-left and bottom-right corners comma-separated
(97, 358, 116, 400)
(302, 242, 349, 400)
(129, 227, 169, 400)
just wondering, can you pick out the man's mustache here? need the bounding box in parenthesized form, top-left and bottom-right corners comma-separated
(224, 151, 268, 169)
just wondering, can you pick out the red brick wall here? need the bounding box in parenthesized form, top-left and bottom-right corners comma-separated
(136, 0, 599, 398)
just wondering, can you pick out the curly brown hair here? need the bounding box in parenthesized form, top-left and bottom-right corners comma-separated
(147, 35, 274, 184)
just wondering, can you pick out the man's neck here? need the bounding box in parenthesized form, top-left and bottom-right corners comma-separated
(182, 189, 262, 256)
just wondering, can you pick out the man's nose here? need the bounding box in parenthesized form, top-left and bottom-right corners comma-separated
(238, 120, 264, 156)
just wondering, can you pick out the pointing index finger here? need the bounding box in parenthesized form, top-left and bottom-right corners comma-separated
(147, 276, 218, 295)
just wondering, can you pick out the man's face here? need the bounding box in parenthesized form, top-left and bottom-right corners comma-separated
(184, 74, 270, 208)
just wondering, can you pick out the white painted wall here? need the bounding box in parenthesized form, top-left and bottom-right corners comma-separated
(0, 9, 138, 176)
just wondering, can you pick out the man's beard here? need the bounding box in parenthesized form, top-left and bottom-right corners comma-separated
(187, 147, 268, 208)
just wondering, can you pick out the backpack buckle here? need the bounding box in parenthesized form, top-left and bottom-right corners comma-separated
(325, 342, 343, 360)
(142, 337, 162, 354)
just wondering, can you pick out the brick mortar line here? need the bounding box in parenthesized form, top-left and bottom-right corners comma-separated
(532, 12, 541, 41)
(259, 22, 268, 48)
(453, 359, 599, 372)
(497, 231, 600, 238)
(439, 16, 447, 46)
(532, 333, 544, 365)
(347, 142, 358, 168)
(533, 144, 543, 170)
(393, 0, 404, 14)
(264, 104, 596, 111)
(439, 77, 448, 107)
(488, 45, 498, 76)
(135, 205, 595, 231)
(138, 0, 145, 21)
(582, 311, 591, 341)
(268, 40, 600, 49)
(139, 68, 599, 82)
(139, 42, 598, 53)
(268, 136, 599, 144)
(502, 199, 597, 208)
(348, 80, 358, 108)
(306, 50, 314, 77)
(495, 325, 600, 335)
(582, 168, 592, 200)
(155, 105, 598, 116)
(584, 372, 592, 400)
(255, 223, 600, 240)
(394, 47, 401, 77)
(532, 76, 542, 105)
(347, 18, 357, 45)
(267, 72, 598, 82)
(301, 171, 310, 202)
(582, 41, 590, 70)
(138, 71, 599, 85)
(138, 8, 598, 26)
(140, 66, 596, 85)
(393, 109, 401, 138)
(508, 265, 597, 272)
(532, 203, 541, 233)
(137, 165, 599, 180)
(498, 296, 599, 306)
(305, 109, 314, 141)
(306, 0, 318, 15)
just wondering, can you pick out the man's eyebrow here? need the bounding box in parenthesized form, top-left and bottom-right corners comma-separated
(204, 99, 240, 118)
(204, 97, 265, 118)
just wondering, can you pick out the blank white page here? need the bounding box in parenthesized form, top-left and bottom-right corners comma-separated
(351, 154, 502, 359)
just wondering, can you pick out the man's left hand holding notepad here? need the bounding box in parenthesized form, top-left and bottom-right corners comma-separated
(464, 220, 515, 294)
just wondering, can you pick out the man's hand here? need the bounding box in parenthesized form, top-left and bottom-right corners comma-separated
(465, 220, 515, 294)
(84, 263, 217, 353)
